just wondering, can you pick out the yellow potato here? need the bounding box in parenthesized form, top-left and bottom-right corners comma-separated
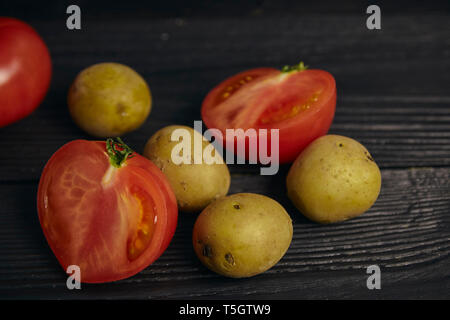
(68, 62, 151, 137)
(143, 125, 230, 212)
(287, 135, 381, 223)
(193, 193, 293, 278)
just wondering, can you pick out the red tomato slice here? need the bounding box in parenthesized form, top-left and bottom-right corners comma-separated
(201, 65, 336, 163)
(0, 18, 51, 127)
(37, 139, 178, 283)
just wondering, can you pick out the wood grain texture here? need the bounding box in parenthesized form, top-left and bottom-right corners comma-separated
(0, 11, 449, 180)
(0, 167, 449, 299)
(0, 1, 449, 299)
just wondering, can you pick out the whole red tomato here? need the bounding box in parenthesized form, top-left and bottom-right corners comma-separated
(37, 138, 178, 283)
(201, 63, 336, 163)
(0, 18, 51, 127)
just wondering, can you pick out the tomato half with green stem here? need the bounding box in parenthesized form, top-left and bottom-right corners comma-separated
(201, 62, 336, 163)
(37, 138, 178, 283)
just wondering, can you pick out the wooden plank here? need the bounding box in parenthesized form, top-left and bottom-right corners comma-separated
(1, 97, 449, 180)
(0, 167, 448, 299)
(0, 13, 449, 181)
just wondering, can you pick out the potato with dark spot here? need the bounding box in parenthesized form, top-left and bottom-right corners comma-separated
(193, 193, 293, 278)
(143, 125, 230, 212)
(287, 134, 381, 224)
(68, 62, 151, 137)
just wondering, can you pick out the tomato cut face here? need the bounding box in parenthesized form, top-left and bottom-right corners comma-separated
(125, 185, 157, 261)
(201, 66, 336, 163)
(208, 68, 279, 107)
(37, 139, 178, 283)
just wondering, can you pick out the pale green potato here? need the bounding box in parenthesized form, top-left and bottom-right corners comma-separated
(193, 193, 293, 278)
(143, 125, 230, 212)
(286, 135, 381, 224)
(68, 62, 152, 137)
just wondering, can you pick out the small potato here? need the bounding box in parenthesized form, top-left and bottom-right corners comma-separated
(287, 135, 381, 224)
(193, 193, 293, 278)
(68, 63, 152, 137)
(143, 125, 230, 212)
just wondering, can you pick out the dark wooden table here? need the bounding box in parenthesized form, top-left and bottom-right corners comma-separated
(1, 1, 449, 299)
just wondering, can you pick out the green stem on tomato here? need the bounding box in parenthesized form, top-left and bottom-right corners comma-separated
(281, 61, 308, 73)
(106, 137, 135, 168)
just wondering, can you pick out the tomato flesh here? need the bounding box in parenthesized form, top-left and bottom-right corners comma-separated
(126, 186, 156, 261)
(37, 140, 178, 283)
(201, 67, 336, 163)
(211, 68, 279, 106)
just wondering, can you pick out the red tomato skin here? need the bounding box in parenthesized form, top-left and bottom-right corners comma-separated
(201, 68, 336, 163)
(37, 140, 178, 283)
(274, 72, 336, 163)
(0, 18, 51, 127)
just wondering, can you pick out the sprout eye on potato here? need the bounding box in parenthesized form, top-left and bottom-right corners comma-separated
(143, 125, 230, 213)
(286, 134, 381, 224)
(192, 193, 293, 278)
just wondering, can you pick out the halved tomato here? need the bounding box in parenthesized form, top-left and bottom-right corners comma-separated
(37, 138, 178, 283)
(201, 63, 336, 163)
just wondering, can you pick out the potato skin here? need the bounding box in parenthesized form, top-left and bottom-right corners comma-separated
(143, 125, 230, 213)
(287, 135, 381, 224)
(68, 62, 152, 138)
(193, 193, 293, 278)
